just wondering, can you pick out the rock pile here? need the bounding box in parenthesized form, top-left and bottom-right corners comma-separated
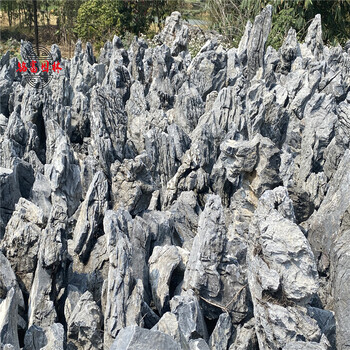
(1, 7, 350, 350)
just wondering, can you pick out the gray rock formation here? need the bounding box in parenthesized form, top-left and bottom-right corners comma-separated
(72, 171, 108, 263)
(247, 187, 322, 349)
(170, 290, 208, 342)
(1, 7, 350, 350)
(0, 252, 24, 349)
(67, 291, 103, 350)
(110, 325, 182, 350)
(149, 245, 188, 314)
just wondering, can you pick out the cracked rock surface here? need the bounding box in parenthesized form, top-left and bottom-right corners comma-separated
(1, 8, 350, 350)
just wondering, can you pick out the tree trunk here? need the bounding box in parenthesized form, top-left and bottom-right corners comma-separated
(156, 0, 161, 31)
(27, 2, 33, 30)
(7, 10, 12, 27)
(18, 6, 22, 27)
(33, 0, 39, 55)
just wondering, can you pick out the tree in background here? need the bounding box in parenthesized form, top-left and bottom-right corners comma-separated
(207, 0, 350, 48)
(32, 0, 39, 54)
(1, 0, 16, 27)
(150, 0, 186, 29)
(2, 0, 350, 51)
(115, 0, 153, 35)
(54, 0, 86, 44)
(0, 0, 39, 50)
(301, 0, 350, 45)
(74, 0, 119, 44)
(74, 0, 185, 48)
(1, 0, 187, 56)
(0, 0, 34, 29)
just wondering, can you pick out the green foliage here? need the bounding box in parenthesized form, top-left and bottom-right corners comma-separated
(74, 0, 119, 43)
(206, 0, 251, 46)
(115, 0, 153, 34)
(267, 8, 299, 49)
(207, 0, 350, 49)
(121, 31, 136, 49)
(0, 0, 17, 26)
(74, 0, 171, 46)
(305, 0, 350, 45)
(73, 0, 187, 48)
(1, 0, 187, 57)
(0, 38, 21, 59)
(53, 0, 84, 43)
(150, 0, 185, 26)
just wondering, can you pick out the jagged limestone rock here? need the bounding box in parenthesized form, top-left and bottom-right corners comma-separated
(246, 5, 272, 80)
(248, 187, 323, 349)
(330, 229, 350, 349)
(228, 318, 258, 350)
(111, 153, 155, 215)
(1, 198, 43, 292)
(149, 245, 188, 314)
(0, 168, 21, 238)
(0, 252, 24, 350)
(67, 291, 103, 350)
(24, 323, 64, 350)
(183, 195, 248, 321)
(73, 171, 108, 262)
(154, 11, 189, 56)
(170, 290, 208, 342)
(110, 326, 182, 350)
(209, 313, 232, 350)
(103, 210, 145, 347)
(152, 312, 190, 350)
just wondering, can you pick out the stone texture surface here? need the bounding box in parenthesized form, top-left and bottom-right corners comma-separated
(110, 326, 182, 350)
(149, 245, 187, 314)
(67, 291, 103, 350)
(0, 7, 349, 350)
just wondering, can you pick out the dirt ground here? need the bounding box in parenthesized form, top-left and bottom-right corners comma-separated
(1, 10, 76, 59)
